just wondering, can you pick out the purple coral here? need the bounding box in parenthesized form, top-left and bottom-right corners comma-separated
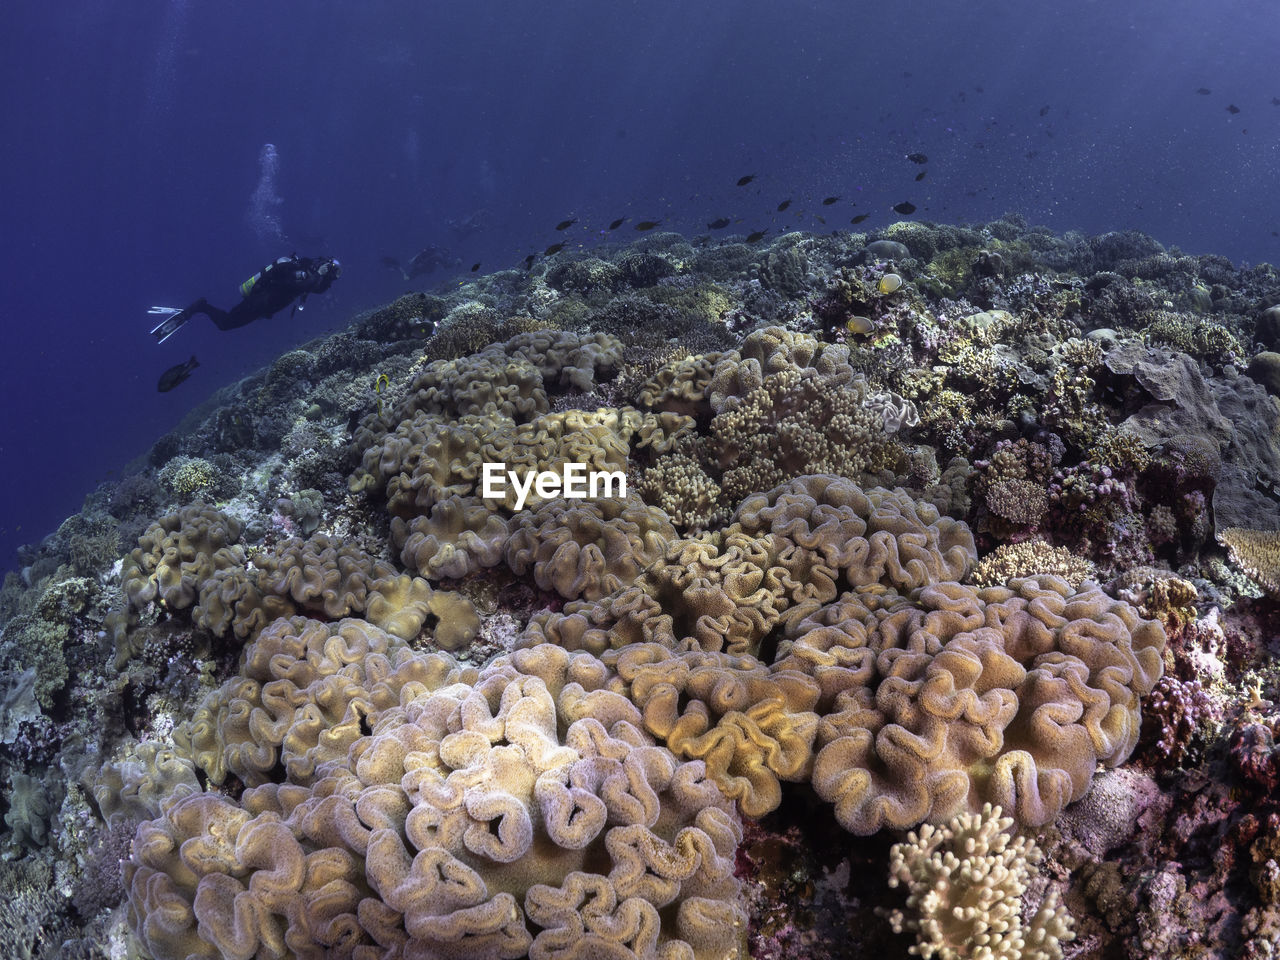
(1046, 462, 1151, 572)
(1140, 676, 1223, 766)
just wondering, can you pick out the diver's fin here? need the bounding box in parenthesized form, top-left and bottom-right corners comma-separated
(150, 307, 192, 344)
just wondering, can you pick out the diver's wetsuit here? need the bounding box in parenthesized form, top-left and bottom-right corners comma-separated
(191, 256, 340, 331)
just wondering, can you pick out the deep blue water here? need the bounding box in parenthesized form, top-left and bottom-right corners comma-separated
(3, 0, 1279, 575)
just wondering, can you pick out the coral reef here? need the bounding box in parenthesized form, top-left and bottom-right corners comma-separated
(128, 619, 746, 960)
(7, 218, 1280, 958)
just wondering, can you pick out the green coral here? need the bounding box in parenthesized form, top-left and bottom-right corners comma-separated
(1142, 312, 1243, 362)
(1092, 426, 1153, 474)
(644, 282, 737, 324)
(35, 576, 98, 622)
(927, 244, 986, 292)
(157, 455, 219, 498)
(0, 613, 68, 711)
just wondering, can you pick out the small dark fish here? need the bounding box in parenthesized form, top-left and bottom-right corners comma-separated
(635, 220, 662, 231)
(736, 174, 756, 186)
(915, 170, 927, 181)
(746, 229, 768, 243)
(1196, 87, 1212, 95)
(608, 217, 627, 230)
(815, 215, 827, 225)
(544, 242, 566, 256)
(907, 152, 928, 164)
(522, 254, 536, 269)
(892, 201, 917, 215)
(158, 355, 198, 393)
(1272, 97, 1280, 106)
(777, 199, 792, 212)
(379, 255, 401, 270)
(1038, 105, 1050, 117)
(470, 262, 481, 272)
(850, 214, 870, 224)
(1227, 104, 1241, 114)
(555, 219, 577, 231)
(707, 217, 731, 229)
(822, 196, 840, 205)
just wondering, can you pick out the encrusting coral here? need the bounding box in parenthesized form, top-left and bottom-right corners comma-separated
(1217, 526, 1280, 596)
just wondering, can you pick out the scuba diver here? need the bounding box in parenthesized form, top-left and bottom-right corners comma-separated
(149, 254, 341, 344)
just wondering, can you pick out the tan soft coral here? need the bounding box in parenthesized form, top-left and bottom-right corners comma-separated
(732, 476, 977, 600)
(379, 414, 492, 517)
(637, 453, 729, 532)
(888, 803, 1074, 960)
(393, 495, 509, 580)
(254, 533, 400, 619)
(567, 643, 822, 818)
(636, 352, 727, 417)
(522, 530, 792, 659)
(122, 504, 244, 611)
(131, 622, 746, 960)
(518, 478, 1163, 833)
(88, 741, 202, 827)
(345, 328, 588, 497)
(486, 329, 624, 391)
(192, 564, 294, 640)
(396, 351, 549, 423)
(970, 539, 1097, 588)
(526, 476, 975, 663)
(174, 616, 477, 787)
(811, 575, 1166, 834)
(708, 326, 856, 414)
(505, 495, 677, 602)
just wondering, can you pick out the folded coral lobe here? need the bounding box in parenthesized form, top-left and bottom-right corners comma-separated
(813, 575, 1165, 834)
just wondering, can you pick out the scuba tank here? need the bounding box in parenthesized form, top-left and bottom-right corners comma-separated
(240, 256, 294, 298)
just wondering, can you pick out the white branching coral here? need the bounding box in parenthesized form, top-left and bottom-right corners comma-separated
(887, 803, 1074, 960)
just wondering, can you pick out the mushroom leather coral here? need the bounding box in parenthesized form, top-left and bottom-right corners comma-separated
(520, 476, 1165, 833)
(810, 575, 1166, 834)
(133, 617, 746, 960)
